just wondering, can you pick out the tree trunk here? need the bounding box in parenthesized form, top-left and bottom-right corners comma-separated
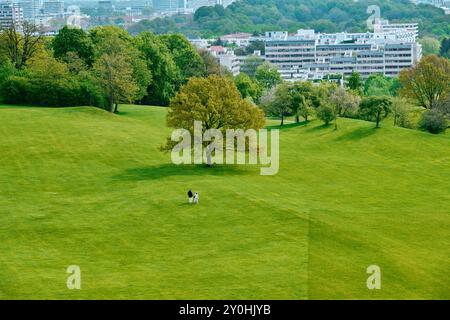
(296, 115, 299, 123)
(114, 103, 119, 113)
(334, 115, 338, 130)
(280, 114, 284, 126)
(376, 111, 381, 128)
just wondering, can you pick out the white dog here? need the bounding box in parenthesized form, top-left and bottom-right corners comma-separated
(193, 192, 199, 204)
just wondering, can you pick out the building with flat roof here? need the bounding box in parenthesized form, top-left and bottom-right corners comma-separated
(42, 0, 64, 17)
(0, 3, 23, 29)
(264, 20, 422, 81)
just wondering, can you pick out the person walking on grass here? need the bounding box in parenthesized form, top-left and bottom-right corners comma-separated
(193, 192, 199, 204)
(188, 190, 193, 203)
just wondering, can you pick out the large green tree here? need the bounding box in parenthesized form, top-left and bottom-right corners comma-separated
(89, 26, 152, 105)
(0, 21, 45, 69)
(163, 75, 265, 166)
(159, 34, 205, 83)
(135, 32, 180, 105)
(234, 73, 261, 102)
(52, 26, 94, 66)
(399, 55, 450, 110)
(93, 53, 139, 113)
(419, 37, 441, 56)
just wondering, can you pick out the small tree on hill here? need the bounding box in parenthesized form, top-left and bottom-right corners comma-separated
(288, 81, 316, 123)
(255, 62, 282, 90)
(359, 96, 392, 128)
(316, 104, 335, 126)
(260, 83, 292, 126)
(346, 71, 363, 95)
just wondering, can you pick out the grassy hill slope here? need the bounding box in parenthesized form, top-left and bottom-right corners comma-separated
(0, 105, 448, 299)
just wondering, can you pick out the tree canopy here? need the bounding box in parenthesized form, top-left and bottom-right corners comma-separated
(128, 0, 450, 39)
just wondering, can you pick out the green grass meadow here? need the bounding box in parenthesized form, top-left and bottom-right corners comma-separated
(0, 105, 448, 299)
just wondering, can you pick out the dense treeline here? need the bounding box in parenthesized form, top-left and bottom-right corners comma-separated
(0, 25, 227, 110)
(128, 0, 450, 39)
(239, 55, 449, 134)
(0, 23, 448, 135)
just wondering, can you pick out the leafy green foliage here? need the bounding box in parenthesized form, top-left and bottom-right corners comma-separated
(316, 104, 335, 126)
(255, 62, 282, 90)
(359, 96, 392, 128)
(419, 109, 448, 134)
(163, 75, 266, 164)
(52, 26, 94, 66)
(128, 0, 450, 39)
(135, 32, 181, 106)
(240, 55, 264, 78)
(440, 37, 450, 59)
(260, 83, 292, 126)
(399, 55, 450, 109)
(234, 73, 262, 102)
(364, 74, 400, 97)
(159, 34, 206, 82)
(419, 37, 441, 56)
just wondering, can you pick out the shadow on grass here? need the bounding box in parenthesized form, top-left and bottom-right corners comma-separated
(335, 126, 379, 141)
(302, 123, 332, 132)
(266, 121, 309, 130)
(113, 163, 251, 181)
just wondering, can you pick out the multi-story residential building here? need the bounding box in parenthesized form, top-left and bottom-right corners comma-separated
(265, 31, 316, 73)
(42, 0, 64, 17)
(373, 19, 418, 38)
(0, 2, 23, 29)
(383, 43, 422, 77)
(220, 32, 252, 46)
(207, 45, 240, 76)
(153, 0, 236, 14)
(264, 20, 422, 81)
(219, 53, 240, 76)
(17, 0, 39, 20)
(152, 0, 180, 13)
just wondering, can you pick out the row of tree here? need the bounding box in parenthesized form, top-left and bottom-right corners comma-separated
(256, 55, 449, 134)
(0, 24, 227, 111)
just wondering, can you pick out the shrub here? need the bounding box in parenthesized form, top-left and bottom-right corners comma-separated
(392, 97, 414, 129)
(1, 76, 33, 104)
(419, 109, 448, 134)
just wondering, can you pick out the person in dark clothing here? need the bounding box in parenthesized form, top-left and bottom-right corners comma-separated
(188, 190, 193, 203)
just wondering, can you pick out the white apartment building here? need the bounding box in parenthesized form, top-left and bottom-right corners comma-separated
(207, 45, 240, 76)
(42, 0, 64, 17)
(17, 0, 39, 19)
(219, 53, 240, 76)
(264, 20, 422, 81)
(0, 3, 23, 29)
(153, 0, 236, 14)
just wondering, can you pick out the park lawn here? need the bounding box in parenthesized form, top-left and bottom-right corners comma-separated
(0, 104, 448, 299)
